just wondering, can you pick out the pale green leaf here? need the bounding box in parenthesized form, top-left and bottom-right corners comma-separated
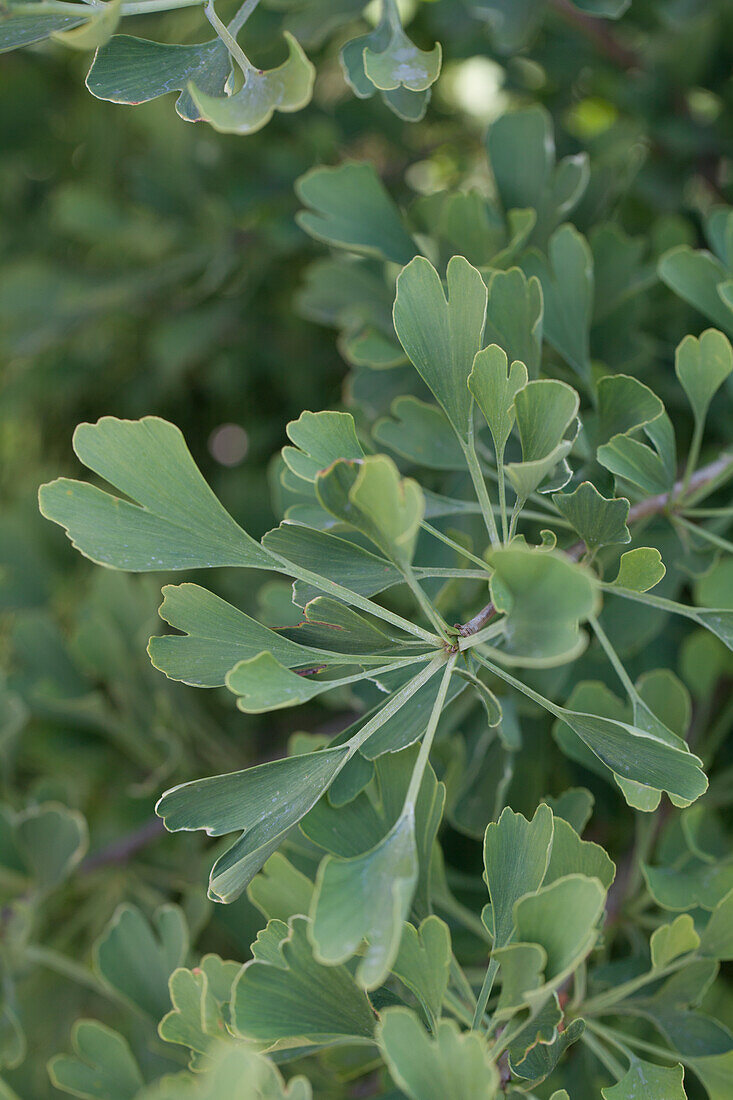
(378, 1007, 499, 1100)
(391, 917, 451, 1028)
(393, 255, 487, 441)
(483, 803, 554, 949)
(468, 344, 528, 457)
(601, 1058, 686, 1100)
(232, 916, 375, 1044)
(675, 329, 733, 424)
(651, 914, 700, 969)
(296, 163, 416, 263)
(49, 1021, 143, 1100)
(610, 548, 666, 592)
(189, 34, 315, 136)
(94, 904, 188, 1019)
(156, 747, 350, 902)
(482, 268, 543, 379)
(553, 482, 630, 551)
(39, 417, 271, 571)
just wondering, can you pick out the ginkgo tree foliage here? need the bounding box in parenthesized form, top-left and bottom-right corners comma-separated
(37, 224, 733, 1094)
(3, 0, 732, 1097)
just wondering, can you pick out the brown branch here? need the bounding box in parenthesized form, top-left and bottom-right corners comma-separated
(548, 0, 641, 71)
(458, 453, 732, 639)
(80, 817, 165, 874)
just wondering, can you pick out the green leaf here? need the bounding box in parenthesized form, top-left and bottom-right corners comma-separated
(373, 397, 466, 470)
(14, 803, 87, 892)
(225, 652, 375, 712)
(509, 1017, 585, 1084)
(611, 548, 666, 592)
(363, 14, 441, 94)
(487, 548, 598, 667)
(315, 455, 424, 569)
(487, 106, 588, 246)
(296, 163, 416, 264)
(158, 954, 239, 1068)
(188, 1044, 313, 1100)
(94, 904, 188, 1019)
(156, 746, 350, 902)
(279, 597, 419, 657)
(148, 584, 351, 688)
(598, 430, 675, 495)
(596, 374, 665, 444)
(391, 917, 451, 1029)
(283, 410, 364, 484)
(483, 803, 554, 949)
(556, 707, 707, 805)
(231, 916, 375, 1045)
(651, 914, 700, 969)
(545, 815, 615, 889)
(601, 1058, 686, 1100)
(86, 36, 233, 123)
(49, 1021, 143, 1100)
(378, 1007, 499, 1099)
(340, 15, 431, 121)
(468, 345, 528, 457)
(675, 329, 733, 425)
(521, 225, 593, 380)
(190, 34, 315, 136)
(393, 255, 488, 442)
(514, 874, 606, 983)
(310, 811, 417, 990)
(553, 482, 630, 552)
(483, 268, 543, 379)
(505, 379, 579, 499)
(659, 245, 733, 337)
(700, 888, 733, 959)
(39, 417, 271, 571)
(248, 853, 315, 923)
(52, 0, 121, 52)
(263, 524, 401, 604)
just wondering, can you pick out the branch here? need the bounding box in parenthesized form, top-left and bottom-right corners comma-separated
(458, 453, 732, 638)
(81, 817, 165, 874)
(548, 0, 640, 71)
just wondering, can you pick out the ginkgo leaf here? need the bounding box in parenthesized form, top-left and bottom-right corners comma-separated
(189, 34, 315, 136)
(296, 163, 417, 263)
(483, 268, 543, 379)
(505, 379, 579, 499)
(513, 874, 606, 984)
(675, 328, 733, 425)
(49, 1021, 143, 1100)
(487, 548, 598, 666)
(310, 810, 417, 990)
(596, 373, 665, 445)
(39, 417, 272, 571)
(521, 225, 593, 381)
(378, 1007, 499, 1100)
(487, 106, 588, 246)
(340, 15, 431, 121)
(393, 255, 488, 442)
(315, 455, 424, 569)
(148, 584, 351, 687)
(468, 345, 528, 457)
(373, 396, 466, 470)
(232, 916, 375, 1045)
(283, 410, 364, 484)
(248, 852, 315, 923)
(156, 747, 351, 902)
(651, 914, 700, 969)
(602, 1058, 686, 1100)
(553, 482, 631, 551)
(363, 11, 441, 94)
(544, 815, 615, 890)
(52, 0, 121, 51)
(484, 804, 554, 949)
(391, 917, 451, 1029)
(86, 36, 233, 123)
(94, 904, 188, 1019)
(610, 547, 666, 592)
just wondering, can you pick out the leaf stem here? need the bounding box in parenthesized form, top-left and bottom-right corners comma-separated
(463, 439, 501, 548)
(346, 656, 444, 758)
(472, 957, 498, 1030)
(581, 1027, 627, 1080)
(403, 564, 451, 641)
(204, 0, 252, 73)
(679, 416, 704, 501)
(582, 955, 691, 1016)
(403, 653, 455, 809)
(590, 616, 637, 701)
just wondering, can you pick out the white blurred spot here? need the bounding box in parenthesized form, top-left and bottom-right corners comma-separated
(208, 423, 249, 467)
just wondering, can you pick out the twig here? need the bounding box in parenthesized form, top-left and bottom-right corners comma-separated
(548, 0, 640, 71)
(457, 453, 732, 639)
(81, 817, 165, 874)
